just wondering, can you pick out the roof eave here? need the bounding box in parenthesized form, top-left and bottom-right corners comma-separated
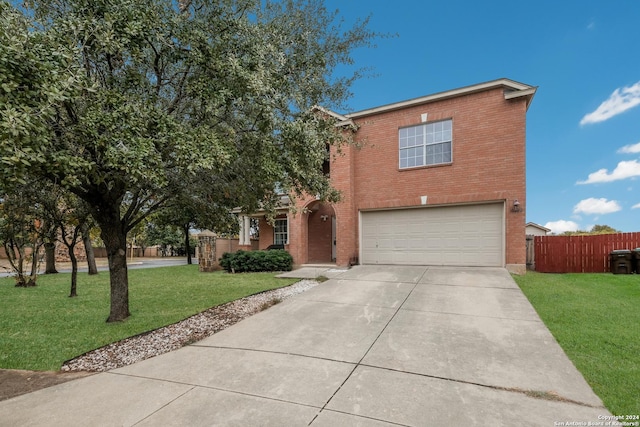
(504, 87, 537, 111)
(312, 105, 356, 128)
(526, 222, 551, 232)
(345, 78, 537, 118)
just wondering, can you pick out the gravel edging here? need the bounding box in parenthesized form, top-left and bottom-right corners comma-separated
(61, 279, 319, 372)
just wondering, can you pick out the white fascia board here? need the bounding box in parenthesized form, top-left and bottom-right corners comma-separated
(526, 222, 551, 232)
(504, 87, 537, 110)
(312, 105, 349, 121)
(231, 198, 291, 216)
(345, 78, 536, 118)
(312, 105, 354, 128)
(335, 118, 355, 128)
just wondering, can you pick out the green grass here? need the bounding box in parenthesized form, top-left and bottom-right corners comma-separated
(0, 265, 296, 371)
(513, 272, 640, 415)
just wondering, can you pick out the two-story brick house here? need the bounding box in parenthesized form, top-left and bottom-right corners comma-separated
(239, 78, 536, 274)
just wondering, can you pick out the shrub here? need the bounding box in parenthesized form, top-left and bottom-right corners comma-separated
(219, 252, 234, 272)
(219, 250, 293, 273)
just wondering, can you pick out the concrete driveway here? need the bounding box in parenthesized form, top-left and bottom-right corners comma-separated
(0, 266, 608, 426)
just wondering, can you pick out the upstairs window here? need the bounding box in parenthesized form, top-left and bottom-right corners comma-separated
(399, 119, 452, 169)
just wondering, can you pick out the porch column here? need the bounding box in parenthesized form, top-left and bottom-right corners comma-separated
(238, 215, 252, 250)
(238, 216, 246, 246)
(244, 215, 251, 247)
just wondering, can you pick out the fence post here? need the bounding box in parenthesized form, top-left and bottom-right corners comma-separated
(526, 235, 535, 270)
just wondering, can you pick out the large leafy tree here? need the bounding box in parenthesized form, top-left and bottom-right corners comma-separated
(0, 184, 45, 287)
(41, 185, 94, 297)
(1, 0, 375, 321)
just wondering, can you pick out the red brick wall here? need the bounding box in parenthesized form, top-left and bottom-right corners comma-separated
(329, 139, 358, 266)
(306, 202, 334, 263)
(258, 218, 275, 250)
(345, 87, 527, 268)
(287, 87, 528, 270)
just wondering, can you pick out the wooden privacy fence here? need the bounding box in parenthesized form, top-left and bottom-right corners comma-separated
(533, 232, 640, 273)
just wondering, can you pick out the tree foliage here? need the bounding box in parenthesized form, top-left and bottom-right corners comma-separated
(42, 186, 94, 297)
(1, 0, 377, 321)
(0, 184, 45, 286)
(560, 224, 620, 236)
(144, 220, 196, 256)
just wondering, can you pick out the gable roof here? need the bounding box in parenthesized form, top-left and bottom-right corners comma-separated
(312, 105, 355, 128)
(526, 222, 551, 232)
(344, 78, 537, 119)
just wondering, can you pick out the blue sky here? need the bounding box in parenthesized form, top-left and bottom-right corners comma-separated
(326, 0, 640, 233)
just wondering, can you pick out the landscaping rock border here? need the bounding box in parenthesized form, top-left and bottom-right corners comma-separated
(61, 279, 319, 372)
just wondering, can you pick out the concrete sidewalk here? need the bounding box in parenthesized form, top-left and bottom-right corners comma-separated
(0, 266, 609, 426)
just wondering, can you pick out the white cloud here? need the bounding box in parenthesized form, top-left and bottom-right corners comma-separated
(544, 220, 580, 234)
(632, 203, 640, 209)
(618, 142, 640, 154)
(577, 160, 640, 184)
(573, 197, 621, 215)
(580, 81, 640, 125)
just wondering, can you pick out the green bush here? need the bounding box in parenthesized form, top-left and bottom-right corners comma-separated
(219, 252, 234, 271)
(219, 250, 293, 273)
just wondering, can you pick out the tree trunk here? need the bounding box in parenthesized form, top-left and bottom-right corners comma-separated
(4, 239, 28, 287)
(184, 224, 192, 265)
(97, 214, 130, 322)
(69, 245, 78, 297)
(81, 223, 98, 275)
(27, 240, 42, 287)
(44, 242, 58, 274)
(59, 225, 82, 298)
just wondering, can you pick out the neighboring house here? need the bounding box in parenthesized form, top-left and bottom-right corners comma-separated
(526, 222, 550, 236)
(238, 78, 536, 274)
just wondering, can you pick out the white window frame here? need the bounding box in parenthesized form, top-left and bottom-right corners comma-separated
(274, 217, 288, 245)
(399, 119, 452, 169)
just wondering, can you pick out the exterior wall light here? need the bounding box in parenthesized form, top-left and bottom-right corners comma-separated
(511, 199, 521, 213)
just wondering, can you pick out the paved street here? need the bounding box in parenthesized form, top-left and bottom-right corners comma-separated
(0, 257, 191, 278)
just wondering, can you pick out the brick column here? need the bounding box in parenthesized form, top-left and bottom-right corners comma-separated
(197, 230, 218, 272)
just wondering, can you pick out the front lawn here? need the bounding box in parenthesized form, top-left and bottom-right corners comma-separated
(513, 272, 640, 415)
(0, 265, 296, 371)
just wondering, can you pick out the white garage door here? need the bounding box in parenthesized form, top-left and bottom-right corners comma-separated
(360, 203, 504, 267)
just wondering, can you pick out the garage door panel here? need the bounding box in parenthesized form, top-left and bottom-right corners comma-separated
(361, 203, 504, 267)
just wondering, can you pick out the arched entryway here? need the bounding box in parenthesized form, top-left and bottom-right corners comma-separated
(305, 201, 336, 263)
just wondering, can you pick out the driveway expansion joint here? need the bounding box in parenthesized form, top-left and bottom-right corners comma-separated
(357, 363, 605, 409)
(111, 370, 324, 411)
(309, 270, 428, 424)
(309, 408, 411, 427)
(188, 344, 358, 366)
(399, 306, 544, 322)
(132, 385, 196, 426)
